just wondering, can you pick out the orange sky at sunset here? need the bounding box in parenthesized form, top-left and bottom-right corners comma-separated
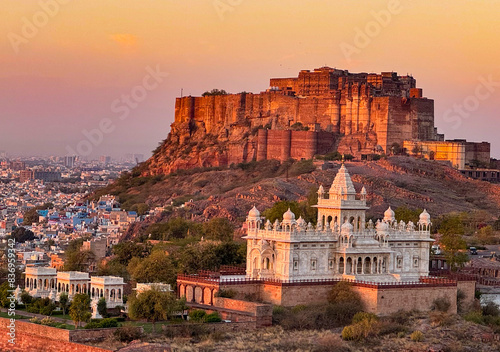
(1, 0, 499, 157)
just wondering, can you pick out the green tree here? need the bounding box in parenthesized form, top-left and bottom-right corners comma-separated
(394, 206, 422, 224)
(22, 203, 53, 225)
(112, 241, 152, 265)
(59, 292, 69, 316)
(97, 297, 108, 318)
(0, 282, 16, 308)
(262, 201, 304, 224)
(441, 233, 468, 271)
(202, 89, 228, 97)
(27, 297, 56, 315)
(176, 241, 245, 274)
(438, 214, 465, 236)
(96, 258, 129, 280)
(69, 294, 92, 329)
(20, 291, 33, 305)
(203, 218, 234, 242)
(10, 227, 35, 243)
(130, 203, 149, 216)
(128, 289, 186, 332)
(146, 217, 203, 241)
(64, 249, 95, 272)
(127, 251, 176, 285)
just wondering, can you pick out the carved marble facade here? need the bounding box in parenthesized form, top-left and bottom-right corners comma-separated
(244, 164, 433, 283)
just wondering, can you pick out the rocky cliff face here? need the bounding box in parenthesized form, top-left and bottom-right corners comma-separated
(144, 67, 440, 176)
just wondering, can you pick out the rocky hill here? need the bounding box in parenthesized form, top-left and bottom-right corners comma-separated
(97, 156, 500, 233)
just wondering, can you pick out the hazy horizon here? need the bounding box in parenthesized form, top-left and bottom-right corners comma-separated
(1, 0, 499, 159)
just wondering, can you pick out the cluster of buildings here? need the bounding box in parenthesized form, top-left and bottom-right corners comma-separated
(17, 267, 124, 318)
(9, 195, 143, 272)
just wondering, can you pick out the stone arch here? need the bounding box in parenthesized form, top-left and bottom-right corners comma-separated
(66, 283, 69, 293)
(34, 280, 37, 289)
(339, 257, 345, 274)
(327, 216, 333, 224)
(118, 289, 122, 300)
(105, 289, 109, 300)
(357, 257, 363, 274)
(346, 257, 352, 274)
(92, 287, 95, 298)
(364, 257, 371, 274)
(110, 289, 116, 301)
(349, 216, 355, 227)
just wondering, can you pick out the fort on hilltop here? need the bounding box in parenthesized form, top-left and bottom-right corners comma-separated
(149, 67, 489, 174)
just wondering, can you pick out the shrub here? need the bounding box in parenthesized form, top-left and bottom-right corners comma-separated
(163, 324, 209, 339)
(352, 312, 378, 324)
(274, 302, 362, 330)
(410, 330, 424, 342)
(463, 311, 484, 324)
(429, 312, 454, 327)
(326, 302, 363, 326)
(482, 301, 500, 317)
(204, 312, 222, 323)
(84, 318, 119, 329)
(288, 159, 316, 176)
(376, 321, 407, 336)
(431, 297, 451, 312)
(341, 314, 379, 341)
(113, 326, 143, 342)
(313, 333, 351, 352)
(457, 289, 466, 313)
(388, 310, 410, 325)
(188, 310, 207, 322)
(328, 281, 363, 307)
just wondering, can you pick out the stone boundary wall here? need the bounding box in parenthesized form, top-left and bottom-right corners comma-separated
(180, 275, 468, 315)
(0, 318, 113, 352)
(213, 297, 273, 327)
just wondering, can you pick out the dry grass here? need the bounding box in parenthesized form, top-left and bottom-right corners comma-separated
(115, 311, 500, 352)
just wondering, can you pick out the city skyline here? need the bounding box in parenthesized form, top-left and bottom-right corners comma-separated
(1, 0, 500, 158)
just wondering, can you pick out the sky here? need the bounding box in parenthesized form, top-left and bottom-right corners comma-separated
(1, 0, 499, 159)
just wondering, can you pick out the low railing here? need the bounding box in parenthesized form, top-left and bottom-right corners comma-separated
(431, 270, 500, 286)
(177, 274, 457, 289)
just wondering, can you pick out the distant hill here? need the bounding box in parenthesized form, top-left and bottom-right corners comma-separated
(95, 156, 500, 229)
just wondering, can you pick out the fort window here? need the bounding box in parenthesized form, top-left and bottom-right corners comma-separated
(311, 259, 317, 270)
(413, 256, 419, 268)
(397, 257, 403, 269)
(293, 260, 298, 270)
(329, 259, 334, 270)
